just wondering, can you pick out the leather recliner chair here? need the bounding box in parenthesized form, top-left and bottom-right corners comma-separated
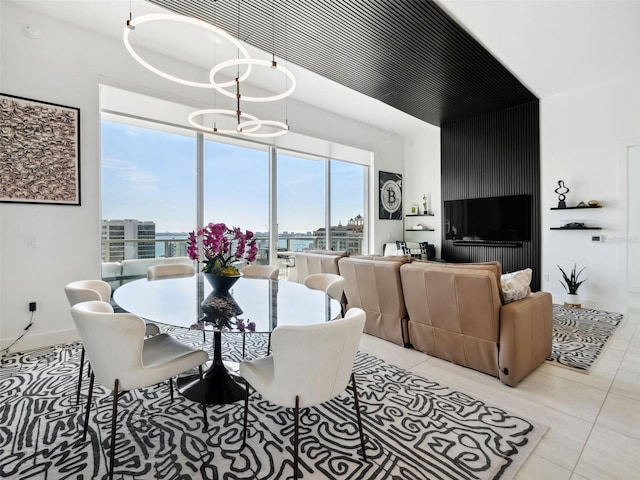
(400, 261, 552, 387)
(338, 255, 412, 346)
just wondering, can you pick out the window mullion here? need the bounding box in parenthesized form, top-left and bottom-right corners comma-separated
(269, 146, 278, 266)
(325, 159, 331, 250)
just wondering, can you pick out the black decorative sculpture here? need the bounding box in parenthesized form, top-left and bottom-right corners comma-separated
(555, 180, 570, 208)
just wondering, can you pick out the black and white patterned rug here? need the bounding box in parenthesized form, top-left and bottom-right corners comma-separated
(547, 304, 624, 372)
(0, 330, 546, 480)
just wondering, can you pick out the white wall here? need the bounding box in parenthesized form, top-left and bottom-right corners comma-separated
(0, 2, 409, 351)
(541, 72, 640, 312)
(403, 126, 442, 255)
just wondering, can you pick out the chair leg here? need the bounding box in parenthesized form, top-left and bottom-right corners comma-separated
(266, 332, 272, 356)
(76, 346, 85, 405)
(108, 379, 120, 480)
(242, 381, 250, 448)
(293, 395, 300, 479)
(351, 372, 367, 460)
(202, 325, 206, 343)
(242, 333, 246, 359)
(169, 377, 174, 403)
(82, 372, 95, 442)
(199, 366, 208, 431)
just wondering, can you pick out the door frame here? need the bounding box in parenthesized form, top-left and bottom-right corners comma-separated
(617, 137, 640, 310)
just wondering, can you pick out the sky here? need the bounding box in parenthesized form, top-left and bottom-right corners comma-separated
(101, 120, 365, 234)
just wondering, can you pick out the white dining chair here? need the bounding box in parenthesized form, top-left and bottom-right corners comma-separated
(240, 264, 279, 280)
(303, 273, 345, 301)
(147, 263, 196, 280)
(239, 307, 368, 479)
(71, 300, 209, 480)
(64, 280, 161, 405)
(146, 263, 201, 339)
(304, 273, 346, 318)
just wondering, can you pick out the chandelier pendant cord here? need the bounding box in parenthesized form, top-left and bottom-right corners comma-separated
(123, 0, 294, 137)
(126, 0, 134, 30)
(236, 0, 243, 131)
(213, 0, 218, 131)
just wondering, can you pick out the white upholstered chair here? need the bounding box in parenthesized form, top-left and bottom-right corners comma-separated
(303, 273, 345, 301)
(146, 264, 204, 341)
(239, 308, 368, 478)
(147, 263, 196, 280)
(64, 280, 160, 404)
(240, 264, 279, 280)
(71, 300, 209, 480)
(304, 273, 346, 318)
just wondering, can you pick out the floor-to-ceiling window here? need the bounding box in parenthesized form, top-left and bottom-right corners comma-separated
(101, 116, 196, 262)
(330, 159, 366, 253)
(203, 137, 270, 263)
(101, 111, 369, 279)
(277, 152, 326, 253)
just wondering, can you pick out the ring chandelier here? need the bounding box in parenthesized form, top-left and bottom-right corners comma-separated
(209, 58, 296, 103)
(188, 109, 261, 135)
(123, 13, 252, 89)
(123, 12, 295, 138)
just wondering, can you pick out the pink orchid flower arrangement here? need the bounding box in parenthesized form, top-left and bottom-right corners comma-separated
(187, 222, 258, 276)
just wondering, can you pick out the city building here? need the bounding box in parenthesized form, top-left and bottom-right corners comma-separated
(313, 214, 365, 253)
(101, 219, 156, 261)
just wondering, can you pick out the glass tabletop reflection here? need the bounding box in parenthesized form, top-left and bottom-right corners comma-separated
(113, 274, 340, 332)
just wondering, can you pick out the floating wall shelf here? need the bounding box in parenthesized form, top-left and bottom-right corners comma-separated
(550, 205, 602, 210)
(550, 227, 602, 230)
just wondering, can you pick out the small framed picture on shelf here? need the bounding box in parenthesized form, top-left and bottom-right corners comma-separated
(410, 204, 419, 214)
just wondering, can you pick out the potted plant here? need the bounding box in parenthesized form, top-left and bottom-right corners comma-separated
(187, 222, 258, 293)
(558, 263, 587, 307)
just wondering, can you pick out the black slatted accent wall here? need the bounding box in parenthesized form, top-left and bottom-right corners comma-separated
(149, 0, 536, 126)
(441, 101, 541, 291)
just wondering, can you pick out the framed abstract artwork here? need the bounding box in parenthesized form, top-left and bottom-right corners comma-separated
(379, 170, 402, 219)
(0, 93, 80, 205)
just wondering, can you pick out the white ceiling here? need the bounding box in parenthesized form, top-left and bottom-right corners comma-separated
(11, 0, 640, 135)
(438, 0, 640, 99)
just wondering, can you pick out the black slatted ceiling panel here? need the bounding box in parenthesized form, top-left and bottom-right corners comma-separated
(148, 0, 537, 126)
(441, 101, 541, 291)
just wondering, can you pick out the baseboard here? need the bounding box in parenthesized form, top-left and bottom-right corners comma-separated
(0, 328, 80, 354)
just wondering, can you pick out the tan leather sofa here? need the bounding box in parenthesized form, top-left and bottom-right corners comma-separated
(338, 255, 412, 346)
(400, 261, 552, 387)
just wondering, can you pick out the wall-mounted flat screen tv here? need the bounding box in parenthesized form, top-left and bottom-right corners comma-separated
(444, 194, 531, 242)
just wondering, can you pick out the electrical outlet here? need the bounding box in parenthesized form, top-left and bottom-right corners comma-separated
(29, 302, 37, 312)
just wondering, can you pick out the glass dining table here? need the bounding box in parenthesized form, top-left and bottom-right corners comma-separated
(113, 274, 340, 405)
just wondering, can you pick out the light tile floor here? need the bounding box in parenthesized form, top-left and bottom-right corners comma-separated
(358, 293, 640, 480)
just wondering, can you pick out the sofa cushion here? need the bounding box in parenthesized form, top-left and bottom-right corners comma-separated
(434, 261, 505, 305)
(501, 268, 532, 304)
(338, 256, 411, 345)
(400, 261, 502, 376)
(351, 254, 411, 262)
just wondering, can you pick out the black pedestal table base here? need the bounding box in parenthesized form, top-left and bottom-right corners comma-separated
(177, 330, 246, 405)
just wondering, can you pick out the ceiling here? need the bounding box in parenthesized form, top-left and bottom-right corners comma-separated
(149, 0, 536, 127)
(11, 1, 640, 135)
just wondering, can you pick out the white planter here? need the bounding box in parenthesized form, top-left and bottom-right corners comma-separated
(565, 293, 581, 307)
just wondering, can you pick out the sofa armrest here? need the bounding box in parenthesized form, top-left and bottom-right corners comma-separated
(498, 292, 553, 387)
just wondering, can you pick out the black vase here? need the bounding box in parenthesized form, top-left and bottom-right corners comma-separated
(204, 273, 240, 294)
